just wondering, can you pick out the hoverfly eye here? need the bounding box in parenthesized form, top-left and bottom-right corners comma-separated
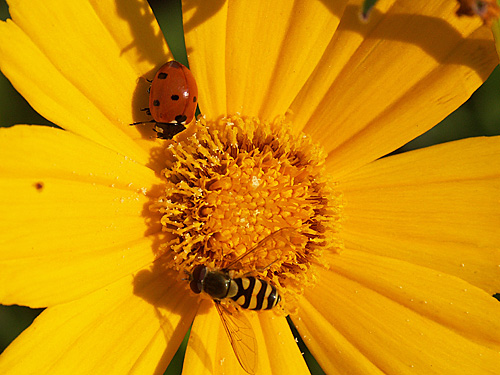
(190, 279, 202, 294)
(189, 265, 206, 294)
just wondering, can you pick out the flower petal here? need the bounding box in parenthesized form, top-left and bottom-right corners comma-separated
(0, 126, 162, 306)
(0, 125, 161, 188)
(338, 136, 500, 293)
(182, 1, 229, 117)
(290, 0, 498, 179)
(87, 0, 172, 76)
(183, 300, 308, 374)
(183, 300, 248, 374)
(0, 0, 171, 162)
(257, 313, 310, 374)
(295, 263, 500, 375)
(0, 266, 198, 375)
(292, 307, 384, 375)
(183, 0, 345, 120)
(328, 249, 500, 349)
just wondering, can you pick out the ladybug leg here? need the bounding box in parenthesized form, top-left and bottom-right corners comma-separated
(130, 120, 155, 126)
(140, 107, 151, 116)
(130, 108, 152, 125)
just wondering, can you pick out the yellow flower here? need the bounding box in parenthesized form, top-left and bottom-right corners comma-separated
(1, 0, 499, 374)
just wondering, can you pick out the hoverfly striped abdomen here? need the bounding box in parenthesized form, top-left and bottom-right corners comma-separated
(229, 277, 281, 310)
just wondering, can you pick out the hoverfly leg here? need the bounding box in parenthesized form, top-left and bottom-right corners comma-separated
(181, 269, 191, 281)
(255, 258, 280, 272)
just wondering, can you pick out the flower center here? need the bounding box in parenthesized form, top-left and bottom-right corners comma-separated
(151, 116, 342, 309)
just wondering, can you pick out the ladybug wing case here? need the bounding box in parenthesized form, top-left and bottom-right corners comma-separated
(149, 61, 198, 125)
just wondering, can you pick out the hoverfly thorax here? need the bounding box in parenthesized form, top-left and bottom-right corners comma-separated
(189, 265, 232, 300)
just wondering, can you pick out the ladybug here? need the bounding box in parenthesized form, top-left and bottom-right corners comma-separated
(132, 61, 198, 139)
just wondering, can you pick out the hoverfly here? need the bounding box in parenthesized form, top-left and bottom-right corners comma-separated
(188, 227, 300, 374)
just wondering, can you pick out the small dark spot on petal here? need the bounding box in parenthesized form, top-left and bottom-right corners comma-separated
(34, 182, 44, 191)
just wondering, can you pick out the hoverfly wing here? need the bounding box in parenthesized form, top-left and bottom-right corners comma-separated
(224, 227, 300, 272)
(215, 301, 257, 374)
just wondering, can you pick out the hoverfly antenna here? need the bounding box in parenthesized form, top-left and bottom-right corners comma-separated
(181, 269, 191, 281)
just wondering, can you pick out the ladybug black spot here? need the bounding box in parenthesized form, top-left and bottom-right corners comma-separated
(171, 95, 180, 101)
(153, 100, 160, 107)
(175, 114, 187, 124)
(193, 96, 197, 103)
(158, 72, 168, 79)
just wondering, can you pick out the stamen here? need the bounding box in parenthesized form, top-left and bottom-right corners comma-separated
(150, 116, 343, 309)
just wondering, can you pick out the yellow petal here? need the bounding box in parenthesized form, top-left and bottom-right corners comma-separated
(258, 313, 310, 374)
(338, 136, 500, 293)
(292, 308, 384, 375)
(0, 126, 162, 306)
(183, 300, 248, 374)
(0, 125, 161, 188)
(492, 0, 500, 59)
(328, 249, 500, 349)
(295, 266, 500, 375)
(0, 0, 171, 163)
(289, 0, 498, 179)
(182, 1, 229, 117)
(184, 0, 345, 120)
(87, 0, 172, 76)
(0, 267, 198, 375)
(183, 300, 308, 374)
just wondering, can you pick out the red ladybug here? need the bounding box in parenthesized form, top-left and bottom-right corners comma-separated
(132, 61, 198, 139)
